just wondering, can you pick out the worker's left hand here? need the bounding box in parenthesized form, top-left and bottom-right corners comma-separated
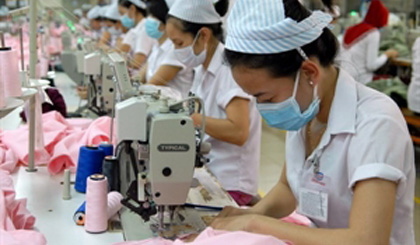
(191, 113, 202, 127)
(210, 214, 261, 232)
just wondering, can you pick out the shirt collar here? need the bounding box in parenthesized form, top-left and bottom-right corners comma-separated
(207, 42, 225, 76)
(326, 68, 357, 135)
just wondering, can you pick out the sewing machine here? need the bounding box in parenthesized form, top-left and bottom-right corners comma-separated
(109, 56, 210, 231)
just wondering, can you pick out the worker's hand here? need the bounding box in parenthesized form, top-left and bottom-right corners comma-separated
(216, 206, 253, 218)
(191, 113, 202, 127)
(384, 49, 399, 59)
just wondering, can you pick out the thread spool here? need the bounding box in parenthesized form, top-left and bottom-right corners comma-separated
(74, 202, 86, 226)
(75, 145, 105, 193)
(0, 47, 22, 98)
(62, 169, 71, 200)
(73, 191, 123, 226)
(85, 174, 108, 233)
(102, 156, 119, 192)
(99, 142, 114, 157)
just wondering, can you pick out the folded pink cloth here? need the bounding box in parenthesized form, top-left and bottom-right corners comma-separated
(0, 170, 46, 245)
(1, 111, 112, 174)
(281, 211, 311, 227)
(114, 227, 287, 245)
(0, 229, 47, 245)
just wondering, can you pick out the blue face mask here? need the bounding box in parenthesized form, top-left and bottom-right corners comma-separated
(121, 14, 135, 29)
(256, 70, 320, 131)
(145, 17, 163, 39)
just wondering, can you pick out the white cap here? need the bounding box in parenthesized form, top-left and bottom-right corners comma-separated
(165, 0, 176, 8)
(0, 6, 9, 17)
(104, 4, 120, 21)
(226, 0, 332, 54)
(81, 4, 92, 11)
(87, 5, 102, 19)
(73, 8, 83, 18)
(169, 0, 222, 24)
(127, 0, 147, 9)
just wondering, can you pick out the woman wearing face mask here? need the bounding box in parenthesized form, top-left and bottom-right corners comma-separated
(118, 0, 155, 69)
(211, 0, 415, 244)
(166, 0, 262, 206)
(341, 0, 398, 85)
(136, 0, 193, 98)
(98, 4, 124, 49)
(87, 5, 104, 41)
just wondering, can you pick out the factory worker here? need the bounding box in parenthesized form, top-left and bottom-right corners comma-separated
(0, 6, 10, 32)
(87, 5, 105, 40)
(117, 0, 153, 65)
(211, 0, 415, 244)
(166, 0, 262, 206)
(341, 0, 398, 85)
(136, 0, 193, 98)
(408, 37, 420, 115)
(80, 4, 92, 28)
(99, 3, 124, 48)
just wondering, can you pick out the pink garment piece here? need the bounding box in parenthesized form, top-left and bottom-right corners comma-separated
(228, 191, 253, 206)
(0, 229, 47, 245)
(114, 228, 287, 245)
(0, 170, 46, 245)
(281, 211, 311, 227)
(48, 116, 112, 174)
(0, 111, 113, 174)
(0, 140, 18, 173)
(0, 170, 35, 230)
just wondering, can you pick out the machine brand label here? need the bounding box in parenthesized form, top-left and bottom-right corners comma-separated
(158, 144, 190, 152)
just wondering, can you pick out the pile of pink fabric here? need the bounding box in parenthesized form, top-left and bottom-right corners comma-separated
(115, 228, 287, 245)
(115, 213, 310, 245)
(0, 111, 112, 174)
(0, 168, 46, 244)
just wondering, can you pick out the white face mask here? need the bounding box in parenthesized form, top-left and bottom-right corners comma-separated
(108, 26, 121, 36)
(174, 32, 207, 68)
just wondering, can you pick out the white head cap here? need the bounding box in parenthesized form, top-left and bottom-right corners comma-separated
(87, 5, 102, 19)
(73, 9, 83, 18)
(0, 6, 9, 17)
(169, 0, 222, 24)
(81, 4, 92, 11)
(226, 0, 332, 54)
(126, 0, 147, 9)
(104, 3, 120, 21)
(164, 0, 176, 9)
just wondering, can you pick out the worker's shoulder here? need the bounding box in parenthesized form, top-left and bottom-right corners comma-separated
(355, 83, 406, 125)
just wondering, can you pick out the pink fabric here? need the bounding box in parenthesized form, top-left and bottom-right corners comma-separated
(0, 111, 113, 174)
(114, 228, 287, 245)
(281, 211, 311, 227)
(0, 229, 47, 245)
(228, 191, 253, 206)
(0, 168, 46, 245)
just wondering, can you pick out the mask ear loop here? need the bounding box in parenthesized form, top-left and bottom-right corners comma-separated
(192, 30, 207, 56)
(292, 47, 309, 98)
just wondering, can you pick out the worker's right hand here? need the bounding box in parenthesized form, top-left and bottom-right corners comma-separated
(216, 206, 253, 218)
(384, 49, 399, 59)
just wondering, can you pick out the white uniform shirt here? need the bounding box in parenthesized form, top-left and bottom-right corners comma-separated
(286, 70, 415, 245)
(191, 43, 262, 195)
(341, 30, 388, 84)
(122, 19, 143, 51)
(145, 39, 194, 98)
(134, 22, 157, 57)
(408, 37, 420, 113)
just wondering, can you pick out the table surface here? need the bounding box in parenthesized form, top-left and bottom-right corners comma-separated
(13, 166, 236, 244)
(14, 167, 124, 245)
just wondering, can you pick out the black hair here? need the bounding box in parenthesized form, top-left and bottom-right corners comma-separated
(147, 0, 169, 24)
(321, 0, 333, 12)
(103, 18, 118, 24)
(224, 0, 338, 78)
(167, 0, 229, 42)
(119, 0, 147, 17)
